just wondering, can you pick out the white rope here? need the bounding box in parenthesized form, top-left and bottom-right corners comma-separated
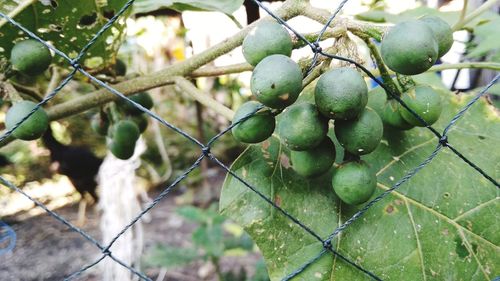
(98, 138, 146, 281)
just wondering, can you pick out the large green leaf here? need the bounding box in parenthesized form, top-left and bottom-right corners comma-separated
(0, 0, 130, 70)
(133, 0, 244, 14)
(220, 87, 500, 280)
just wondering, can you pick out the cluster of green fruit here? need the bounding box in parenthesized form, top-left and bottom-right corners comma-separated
(3, 38, 150, 162)
(4, 40, 53, 140)
(91, 92, 153, 160)
(370, 16, 453, 130)
(232, 16, 451, 205)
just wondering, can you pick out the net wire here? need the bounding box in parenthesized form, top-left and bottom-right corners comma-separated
(0, 0, 498, 280)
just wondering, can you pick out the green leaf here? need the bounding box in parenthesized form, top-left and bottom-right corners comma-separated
(467, 18, 500, 59)
(220, 88, 500, 280)
(192, 225, 225, 258)
(143, 244, 199, 268)
(0, 0, 131, 71)
(133, 0, 244, 14)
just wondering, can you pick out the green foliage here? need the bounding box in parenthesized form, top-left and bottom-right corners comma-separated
(133, 0, 244, 14)
(0, 0, 130, 70)
(144, 204, 270, 280)
(220, 87, 499, 280)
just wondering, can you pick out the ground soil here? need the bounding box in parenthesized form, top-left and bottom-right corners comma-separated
(0, 173, 263, 281)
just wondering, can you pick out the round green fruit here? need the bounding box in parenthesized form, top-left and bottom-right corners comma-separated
(242, 21, 293, 66)
(117, 92, 154, 114)
(381, 20, 438, 75)
(110, 120, 140, 144)
(108, 140, 136, 160)
(291, 137, 336, 177)
(334, 107, 383, 155)
(278, 103, 328, 151)
(381, 100, 414, 130)
(5, 101, 49, 140)
(231, 101, 275, 143)
(129, 114, 149, 133)
(419, 15, 453, 57)
(91, 114, 110, 136)
(315, 67, 368, 120)
(10, 39, 52, 76)
(250, 54, 302, 109)
(113, 58, 127, 76)
(399, 85, 442, 126)
(332, 160, 376, 205)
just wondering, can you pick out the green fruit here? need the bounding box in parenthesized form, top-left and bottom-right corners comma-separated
(315, 67, 368, 120)
(110, 120, 140, 144)
(231, 101, 275, 143)
(243, 21, 293, 66)
(113, 58, 127, 76)
(117, 92, 154, 114)
(335, 108, 383, 155)
(91, 114, 110, 136)
(381, 100, 414, 130)
(332, 160, 376, 205)
(250, 54, 303, 109)
(5, 101, 49, 140)
(278, 103, 328, 151)
(420, 15, 453, 57)
(367, 86, 386, 116)
(399, 85, 442, 126)
(381, 20, 438, 75)
(129, 114, 149, 133)
(10, 39, 52, 76)
(108, 140, 136, 160)
(291, 137, 336, 177)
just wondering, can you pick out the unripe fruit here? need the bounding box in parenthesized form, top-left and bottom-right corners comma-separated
(10, 39, 52, 76)
(113, 58, 127, 76)
(250, 54, 303, 109)
(334, 108, 383, 155)
(109, 140, 136, 160)
(381, 100, 414, 130)
(117, 92, 154, 114)
(291, 137, 336, 177)
(399, 85, 442, 127)
(242, 21, 293, 66)
(315, 67, 368, 120)
(5, 101, 49, 140)
(367, 86, 413, 130)
(419, 15, 453, 58)
(129, 114, 149, 133)
(232, 101, 275, 143)
(108, 120, 140, 160)
(381, 20, 438, 75)
(278, 103, 328, 151)
(332, 160, 376, 205)
(110, 120, 140, 144)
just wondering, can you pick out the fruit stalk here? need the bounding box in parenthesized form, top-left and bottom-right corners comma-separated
(361, 36, 402, 97)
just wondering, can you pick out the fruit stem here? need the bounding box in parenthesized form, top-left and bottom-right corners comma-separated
(452, 0, 500, 31)
(1, 81, 23, 102)
(174, 76, 235, 121)
(107, 103, 122, 124)
(396, 74, 416, 92)
(359, 35, 402, 98)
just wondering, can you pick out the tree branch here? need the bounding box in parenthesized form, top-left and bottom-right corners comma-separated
(46, 0, 304, 121)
